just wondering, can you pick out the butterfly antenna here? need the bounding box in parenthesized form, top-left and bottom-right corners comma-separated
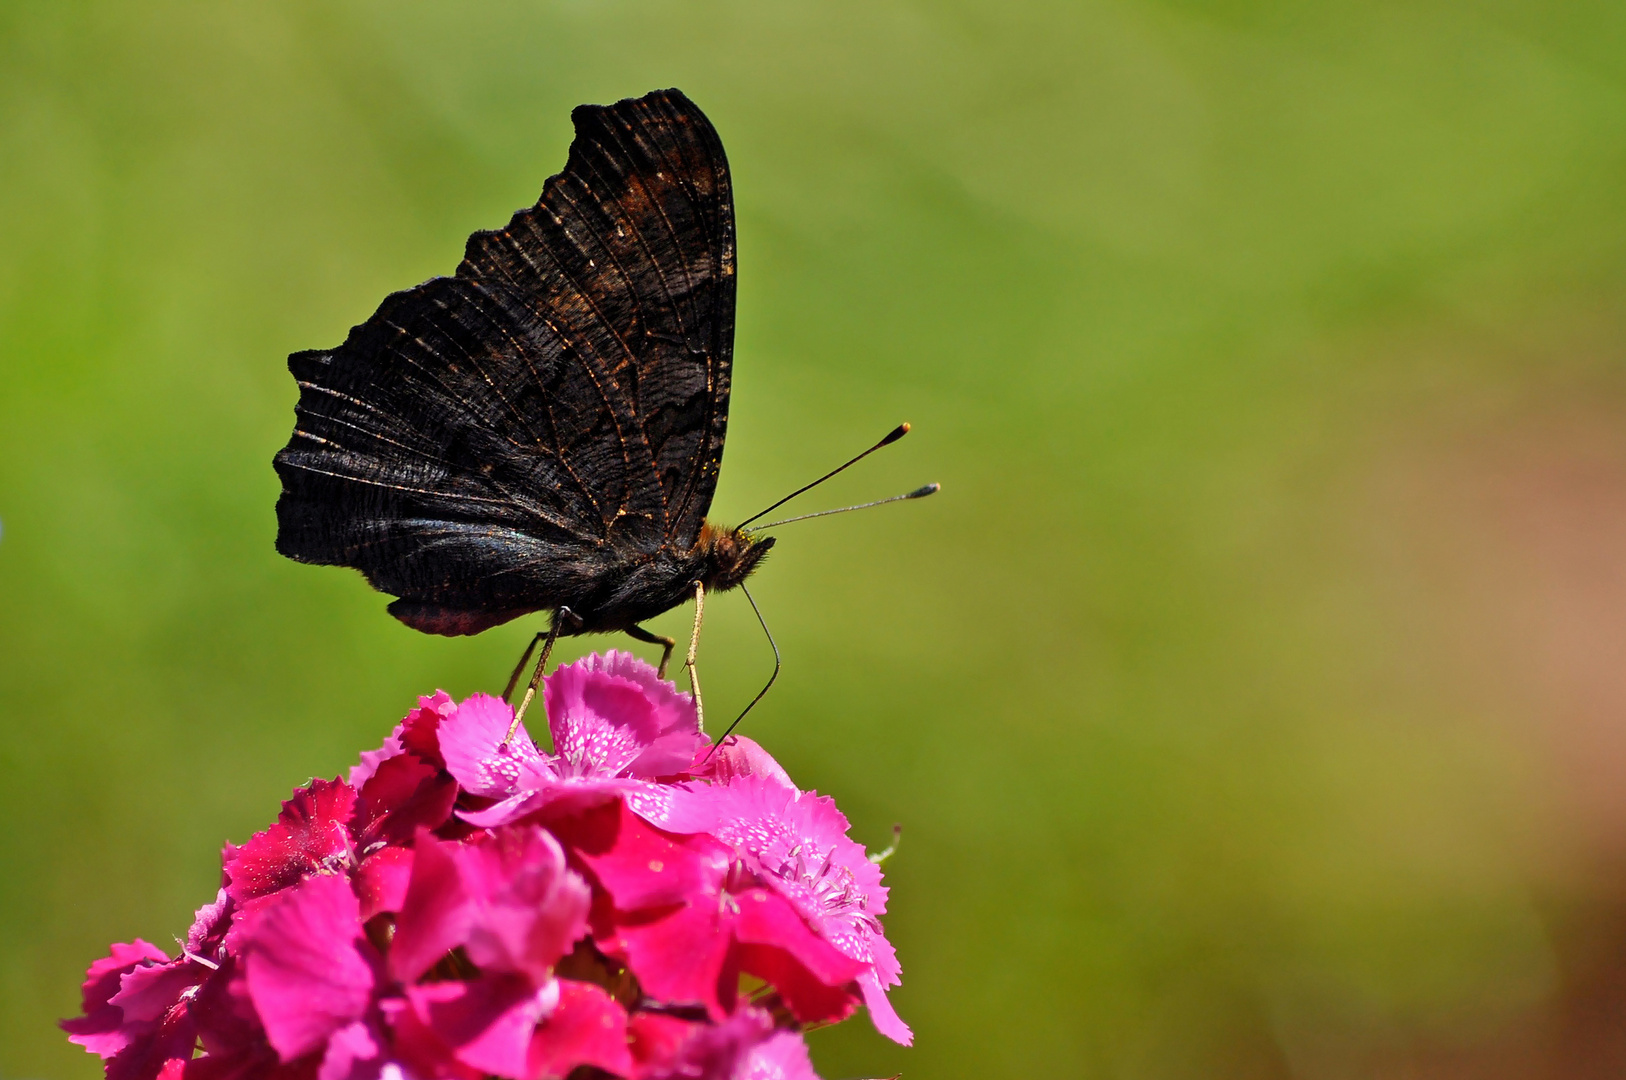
(738, 423, 913, 529)
(704, 581, 779, 760)
(753, 483, 939, 530)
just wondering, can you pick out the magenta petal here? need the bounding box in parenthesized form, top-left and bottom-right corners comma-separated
(225, 779, 356, 906)
(643, 1007, 779, 1080)
(524, 979, 631, 1080)
(664, 772, 902, 1030)
(62, 940, 171, 1058)
(110, 963, 203, 1025)
(736, 943, 857, 1030)
(553, 800, 728, 911)
(380, 996, 481, 1080)
(857, 969, 913, 1047)
(107, 1001, 198, 1080)
(458, 827, 592, 981)
(456, 789, 552, 829)
(457, 778, 631, 830)
(355, 847, 414, 921)
(438, 694, 552, 798)
(733, 889, 865, 989)
(243, 874, 380, 1061)
(686, 735, 794, 791)
(392, 828, 591, 984)
(187, 890, 232, 958)
(606, 903, 734, 1020)
(316, 1020, 387, 1080)
(406, 975, 554, 1079)
(348, 728, 405, 791)
(187, 957, 261, 1059)
(741, 1029, 822, 1080)
(389, 833, 470, 983)
(352, 752, 456, 848)
(626, 1012, 692, 1076)
(545, 652, 702, 779)
(350, 691, 455, 787)
(399, 690, 457, 768)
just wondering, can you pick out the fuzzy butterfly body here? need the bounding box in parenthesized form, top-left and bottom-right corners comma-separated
(273, 89, 772, 640)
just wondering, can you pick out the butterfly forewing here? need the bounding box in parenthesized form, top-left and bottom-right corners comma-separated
(457, 91, 734, 549)
(274, 89, 735, 636)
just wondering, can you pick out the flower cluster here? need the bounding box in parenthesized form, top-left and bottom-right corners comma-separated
(64, 652, 907, 1080)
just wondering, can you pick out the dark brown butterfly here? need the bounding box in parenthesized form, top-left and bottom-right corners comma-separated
(273, 88, 930, 727)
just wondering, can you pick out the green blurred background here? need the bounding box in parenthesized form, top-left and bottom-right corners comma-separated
(7, 1, 1626, 1077)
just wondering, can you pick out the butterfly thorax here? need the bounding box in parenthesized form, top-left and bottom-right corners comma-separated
(696, 522, 775, 594)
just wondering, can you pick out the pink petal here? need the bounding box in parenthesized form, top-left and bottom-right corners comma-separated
(741, 1030, 822, 1080)
(524, 979, 632, 1080)
(733, 889, 866, 989)
(551, 800, 729, 911)
(639, 1007, 777, 1080)
(316, 1020, 387, 1080)
(349, 692, 454, 788)
(225, 779, 356, 906)
(600, 902, 736, 1020)
(388, 833, 470, 984)
(661, 773, 902, 1033)
(732, 890, 864, 1028)
(110, 963, 203, 1025)
(458, 828, 592, 981)
(187, 957, 261, 1058)
(62, 946, 210, 1080)
(355, 847, 414, 921)
(399, 690, 457, 768)
(545, 652, 702, 779)
(457, 778, 631, 830)
(62, 940, 171, 1058)
(352, 753, 456, 850)
(405, 975, 554, 1079)
(735, 943, 857, 1030)
(686, 735, 795, 791)
(626, 1012, 693, 1077)
(379, 996, 481, 1080)
(392, 828, 590, 985)
(186, 889, 233, 958)
(242, 874, 380, 1061)
(437, 694, 552, 798)
(179, 1037, 304, 1080)
(857, 969, 913, 1047)
(107, 1001, 198, 1080)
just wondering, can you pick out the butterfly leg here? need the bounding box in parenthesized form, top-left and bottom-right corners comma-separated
(506, 606, 575, 744)
(624, 624, 677, 679)
(685, 581, 706, 731)
(503, 632, 549, 702)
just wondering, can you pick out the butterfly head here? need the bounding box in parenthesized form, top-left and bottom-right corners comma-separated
(698, 523, 775, 593)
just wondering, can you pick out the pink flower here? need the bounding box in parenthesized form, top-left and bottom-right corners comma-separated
(560, 801, 865, 1027)
(441, 653, 704, 826)
(67, 652, 905, 1080)
(61, 940, 199, 1080)
(659, 773, 910, 1045)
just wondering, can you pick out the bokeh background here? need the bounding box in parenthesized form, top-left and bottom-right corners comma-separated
(6, 1, 1626, 1077)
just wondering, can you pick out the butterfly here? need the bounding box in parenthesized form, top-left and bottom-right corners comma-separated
(273, 88, 931, 730)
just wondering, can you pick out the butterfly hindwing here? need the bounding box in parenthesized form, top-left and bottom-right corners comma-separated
(458, 89, 734, 550)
